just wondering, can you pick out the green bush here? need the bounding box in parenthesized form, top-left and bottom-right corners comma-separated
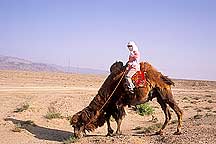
(136, 103, 154, 116)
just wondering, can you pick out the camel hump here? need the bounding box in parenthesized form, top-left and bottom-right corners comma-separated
(139, 61, 175, 86)
(161, 75, 175, 86)
(139, 61, 156, 73)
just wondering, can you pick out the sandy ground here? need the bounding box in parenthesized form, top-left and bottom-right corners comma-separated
(0, 70, 216, 144)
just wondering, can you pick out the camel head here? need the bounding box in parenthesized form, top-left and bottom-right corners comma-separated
(70, 111, 85, 138)
(110, 61, 124, 75)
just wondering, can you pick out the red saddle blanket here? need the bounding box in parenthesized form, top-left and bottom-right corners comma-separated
(131, 71, 146, 87)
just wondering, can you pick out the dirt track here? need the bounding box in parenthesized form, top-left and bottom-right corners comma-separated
(0, 70, 216, 144)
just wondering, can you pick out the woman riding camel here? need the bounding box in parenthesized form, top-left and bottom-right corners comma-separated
(125, 41, 140, 94)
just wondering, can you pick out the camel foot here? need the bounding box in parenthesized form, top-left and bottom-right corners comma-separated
(155, 130, 164, 136)
(106, 129, 114, 137)
(113, 131, 122, 136)
(106, 133, 113, 137)
(109, 129, 114, 134)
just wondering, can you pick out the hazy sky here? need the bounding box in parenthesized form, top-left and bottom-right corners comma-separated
(0, 0, 215, 80)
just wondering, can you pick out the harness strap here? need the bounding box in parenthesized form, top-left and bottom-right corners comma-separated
(85, 69, 127, 128)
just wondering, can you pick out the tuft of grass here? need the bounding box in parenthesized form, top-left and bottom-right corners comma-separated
(142, 123, 162, 134)
(66, 116, 72, 121)
(11, 123, 22, 132)
(14, 103, 29, 113)
(132, 123, 162, 134)
(63, 135, 78, 144)
(136, 103, 154, 116)
(11, 120, 36, 133)
(45, 106, 63, 119)
(45, 112, 62, 119)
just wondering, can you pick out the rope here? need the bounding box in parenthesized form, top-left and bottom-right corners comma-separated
(85, 69, 127, 127)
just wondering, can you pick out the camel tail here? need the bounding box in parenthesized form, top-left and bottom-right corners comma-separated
(161, 75, 175, 86)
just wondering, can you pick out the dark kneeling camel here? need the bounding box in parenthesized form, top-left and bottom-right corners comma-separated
(70, 61, 183, 138)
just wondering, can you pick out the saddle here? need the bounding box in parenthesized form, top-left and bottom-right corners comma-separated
(131, 71, 146, 88)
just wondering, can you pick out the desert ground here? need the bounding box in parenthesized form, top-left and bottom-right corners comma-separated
(0, 70, 216, 144)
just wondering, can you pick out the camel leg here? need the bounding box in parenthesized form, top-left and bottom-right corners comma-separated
(113, 106, 126, 135)
(105, 114, 114, 136)
(166, 92, 183, 135)
(115, 118, 123, 135)
(156, 95, 172, 135)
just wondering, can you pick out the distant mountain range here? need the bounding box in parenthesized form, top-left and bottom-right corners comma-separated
(0, 55, 108, 74)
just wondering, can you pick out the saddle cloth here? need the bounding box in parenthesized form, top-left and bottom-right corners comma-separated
(131, 71, 146, 87)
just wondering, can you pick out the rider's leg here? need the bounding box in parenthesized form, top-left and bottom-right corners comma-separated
(125, 69, 137, 93)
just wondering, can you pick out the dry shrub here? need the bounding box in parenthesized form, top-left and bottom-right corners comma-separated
(63, 135, 78, 144)
(14, 103, 29, 113)
(45, 105, 63, 119)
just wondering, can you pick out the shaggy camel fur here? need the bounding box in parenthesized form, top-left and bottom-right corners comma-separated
(106, 61, 183, 136)
(70, 61, 127, 138)
(71, 61, 183, 137)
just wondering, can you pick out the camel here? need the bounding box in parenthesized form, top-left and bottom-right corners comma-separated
(106, 61, 183, 136)
(70, 61, 183, 138)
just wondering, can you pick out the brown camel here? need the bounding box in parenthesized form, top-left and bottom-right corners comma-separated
(105, 61, 183, 136)
(70, 61, 183, 138)
(70, 61, 127, 138)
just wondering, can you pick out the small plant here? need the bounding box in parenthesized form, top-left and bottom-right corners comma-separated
(132, 123, 162, 134)
(66, 116, 72, 121)
(136, 103, 154, 116)
(14, 103, 30, 113)
(142, 123, 162, 134)
(11, 123, 22, 132)
(63, 135, 77, 144)
(45, 106, 63, 119)
(45, 112, 62, 119)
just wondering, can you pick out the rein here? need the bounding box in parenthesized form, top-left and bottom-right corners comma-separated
(85, 69, 127, 128)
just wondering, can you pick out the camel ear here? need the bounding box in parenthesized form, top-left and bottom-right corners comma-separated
(119, 61, 123, 67)
(70, 114, 78, 125)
